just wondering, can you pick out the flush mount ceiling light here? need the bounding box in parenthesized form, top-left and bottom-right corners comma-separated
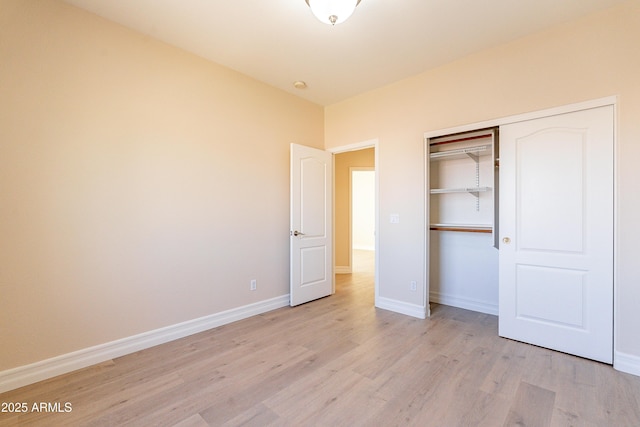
(305, 0, 362, 25)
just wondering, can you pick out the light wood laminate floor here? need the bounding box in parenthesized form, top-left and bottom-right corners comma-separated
(2, 250, 639, 426)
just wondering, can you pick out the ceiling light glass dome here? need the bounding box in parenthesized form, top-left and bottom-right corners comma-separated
(305, 0, 361, 25)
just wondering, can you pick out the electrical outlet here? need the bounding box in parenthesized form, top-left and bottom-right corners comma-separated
(250, 279, 257, 291)
(410, 281, 417, 292)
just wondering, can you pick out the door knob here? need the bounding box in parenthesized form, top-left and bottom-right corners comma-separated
(293, 230, 305, 237)
(502, 237, 511, 244)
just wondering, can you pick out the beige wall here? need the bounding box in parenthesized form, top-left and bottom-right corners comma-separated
(325, 1, 640, 359)
(334, 148, 375, 270)
(0, 0, 323, 371)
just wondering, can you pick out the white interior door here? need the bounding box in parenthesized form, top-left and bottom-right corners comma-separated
(290, 143, 333, 306)
(499, 105, 614, 363)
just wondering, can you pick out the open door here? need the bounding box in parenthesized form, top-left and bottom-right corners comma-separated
(499, 106, 614, 363)
(290, 143, 333, 306)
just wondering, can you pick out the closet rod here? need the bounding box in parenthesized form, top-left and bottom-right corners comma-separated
(429, 226, 492, 233)
(430, 133, 492, 147)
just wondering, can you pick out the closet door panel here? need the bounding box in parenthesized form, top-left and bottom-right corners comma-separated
(517, 129, 585, 253)
(499, 105, 614, 364)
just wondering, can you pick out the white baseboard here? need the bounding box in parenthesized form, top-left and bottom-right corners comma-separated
(0, 295, 290, 394)
(430, 291, 498, 316)
(615, 351, 640, 377)
(335, 266, 352, 274)
(376, 296, 427, 319)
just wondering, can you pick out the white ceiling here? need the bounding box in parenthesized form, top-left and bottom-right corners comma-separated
(63, 0, 626, 106)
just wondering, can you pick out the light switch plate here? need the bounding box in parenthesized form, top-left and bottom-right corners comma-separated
(390, 214, 400, 224)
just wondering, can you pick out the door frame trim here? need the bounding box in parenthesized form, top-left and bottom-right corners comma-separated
(328, 139, 379, 308)
(423, 95, 618, 366)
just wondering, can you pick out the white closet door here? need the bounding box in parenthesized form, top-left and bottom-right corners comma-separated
(499, 105, 614, 363)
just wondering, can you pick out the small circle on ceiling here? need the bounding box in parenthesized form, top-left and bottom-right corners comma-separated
(293, 81, 308, 89)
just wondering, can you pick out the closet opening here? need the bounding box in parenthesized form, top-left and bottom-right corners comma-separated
(424, 99, 615, 363)
(427, 128, 499, 315)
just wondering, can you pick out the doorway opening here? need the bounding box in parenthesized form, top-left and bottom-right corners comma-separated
(351, 168, 375, 275)
(332, 143, 377, 305)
